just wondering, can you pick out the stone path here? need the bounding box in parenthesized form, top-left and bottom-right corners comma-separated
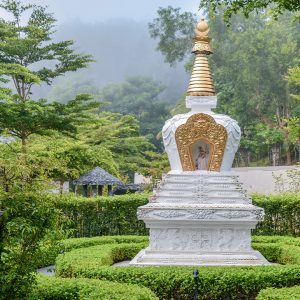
(37, 265, 55, 276)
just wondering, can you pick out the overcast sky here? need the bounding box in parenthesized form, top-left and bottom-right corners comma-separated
(1, 0, 200, 23)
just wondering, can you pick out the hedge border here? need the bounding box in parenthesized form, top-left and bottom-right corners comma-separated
(257, 286, 300, 300)
(53, 193, 300, 238)
(31, 275, 158, 300)
(54, 235, 300, 300)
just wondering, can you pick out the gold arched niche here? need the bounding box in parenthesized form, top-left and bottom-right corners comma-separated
(175, 113, 228, 171)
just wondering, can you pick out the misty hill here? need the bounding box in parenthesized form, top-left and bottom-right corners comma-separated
(35, 19, 189, 104)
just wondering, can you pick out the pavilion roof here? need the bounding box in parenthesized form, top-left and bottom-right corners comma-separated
(74, 167, 122, 186)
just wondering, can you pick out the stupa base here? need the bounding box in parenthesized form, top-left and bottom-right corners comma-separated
(130, 248, 269, 266)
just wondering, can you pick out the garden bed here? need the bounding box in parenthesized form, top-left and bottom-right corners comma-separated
(52, 235, 300, 299)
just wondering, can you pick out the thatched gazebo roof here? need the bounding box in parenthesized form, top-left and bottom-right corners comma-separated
(74, 167, 122, 186)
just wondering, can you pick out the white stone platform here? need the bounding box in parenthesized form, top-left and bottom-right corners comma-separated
(130, 172, 269, 266)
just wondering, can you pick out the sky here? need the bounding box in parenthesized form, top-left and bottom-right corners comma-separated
(1, 0, 200, 23)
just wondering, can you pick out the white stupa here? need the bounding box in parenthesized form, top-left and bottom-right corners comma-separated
(130, 19, 269, 266)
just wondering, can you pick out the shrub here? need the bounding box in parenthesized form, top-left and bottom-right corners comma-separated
(257, 286, 300, 300)
(62, 235, 149, 251)
(55, 235, 300, 300)
(0, 190, 65, 300)
(30, 275, 158, 300)
(252, 193, 300, 236)
(56, 193, 149, 237)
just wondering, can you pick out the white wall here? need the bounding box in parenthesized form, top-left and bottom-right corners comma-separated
(232, 166, 297, 194)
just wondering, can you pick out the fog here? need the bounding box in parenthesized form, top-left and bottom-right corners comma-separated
(12, 0, 200, 102)
(42, 19, 190, 103)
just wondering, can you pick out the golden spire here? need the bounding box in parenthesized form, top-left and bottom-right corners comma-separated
(187, 19, 215, 96)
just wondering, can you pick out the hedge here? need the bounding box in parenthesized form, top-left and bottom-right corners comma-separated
(257, 286, 300, 300)
(55, 235, 300, 300)
(53, 192, 300, 238)
(30, 275, 158, 300)
(56, 193, 149, 237)
(252, 193, 300, 236)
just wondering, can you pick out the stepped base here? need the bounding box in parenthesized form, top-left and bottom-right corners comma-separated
(130, 248, 269, 266)
(130, 172, 269, 267)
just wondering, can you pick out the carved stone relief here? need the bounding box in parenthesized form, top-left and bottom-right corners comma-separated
(149, 228, 251, 252)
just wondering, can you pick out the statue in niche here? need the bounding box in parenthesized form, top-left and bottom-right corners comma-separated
(192, 140, 211, 170)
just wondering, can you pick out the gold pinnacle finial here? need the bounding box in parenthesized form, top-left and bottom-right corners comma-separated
(187, 19, 215, 96)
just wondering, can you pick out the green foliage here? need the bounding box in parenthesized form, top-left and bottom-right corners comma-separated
(257, 285, 300, 300)
(286, 66, 300, 101)
(28, 133, 118, 188)
(200, 0, 300, 23)
(55, 193, 149, 237)
(55, 235, 300, 300)
(0, 0, 93, 86)
(30, 275, 158, 300)
(0, 0, 97, 154)
(62, 235, 148, 252)
(149, 7, 196, 65)
(99, 76, 171, 150)
(252, 193, 300, 236)
(78, 111, 154, 177)
(0, 189, 66, 299)
(0, 94, 99, 151)
(141, 151, 170, 185)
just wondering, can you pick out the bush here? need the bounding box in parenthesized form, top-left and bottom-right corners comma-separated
(56, 193, 149, 237)
(62, 235, 149, 251)
(0, 190, 65, 299)
(257, 286, 300, 300)
(30, 275, 158, 300)
(55, 235, 300, 300)
(252, 193, 300, 236)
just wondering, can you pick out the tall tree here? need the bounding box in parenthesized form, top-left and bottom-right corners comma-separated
(0, 0, 96, 153)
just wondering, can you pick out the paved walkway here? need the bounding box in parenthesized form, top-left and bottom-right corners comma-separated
(37, 265, 55, 276)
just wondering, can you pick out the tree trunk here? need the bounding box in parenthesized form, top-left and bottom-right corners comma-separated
(283, 130, 292, 165)
(286, 148, 292, 165)
(59, 179, 64, 195)
(21, 137, 27, 154)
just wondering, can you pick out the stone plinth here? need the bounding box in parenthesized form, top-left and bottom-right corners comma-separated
(130, 172, 269, 266)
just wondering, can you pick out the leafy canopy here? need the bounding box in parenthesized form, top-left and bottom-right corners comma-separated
(0, 0, 97, 152)
(200, 0, 300, 23)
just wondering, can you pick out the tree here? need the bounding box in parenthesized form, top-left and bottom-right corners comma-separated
(26, 134, 118, 193)
(77, 112, 154, 179)
(149, 6, 196, 65)
(0, 0, 96, 153)
(285, 67, 300, 155)
(200, 0, 300, 23)
(99, 76, 171, 150)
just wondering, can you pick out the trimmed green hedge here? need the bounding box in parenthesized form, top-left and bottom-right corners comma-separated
(56, 193, 149, 237)
(63, 235, 148, 251)
(55, 235, 300, 300)
(257, 286, 300, 300)
(52, 192, 300, 238)
(253, 193, 300, 236)
(30, 275, 158, 300)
